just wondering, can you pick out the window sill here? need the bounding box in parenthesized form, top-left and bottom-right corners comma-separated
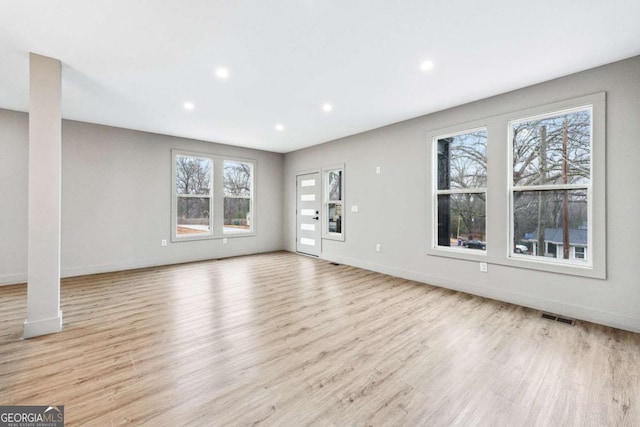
(323, 233, 345, 242)
(172, 232, 256, 243)
(427, 247, 604, 279)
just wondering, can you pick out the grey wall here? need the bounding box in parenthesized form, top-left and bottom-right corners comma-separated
(283, 56, 640, 333)
(0, 114, 284, 283)
(2, 56, 638, 333)
(0, 110, 29, 284)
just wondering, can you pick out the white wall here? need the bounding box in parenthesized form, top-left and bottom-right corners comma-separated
(283, 56, 640, 333)
(0, 115, 284, 283)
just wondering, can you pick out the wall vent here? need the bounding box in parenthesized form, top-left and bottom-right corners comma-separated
(541, 313, 574, 325)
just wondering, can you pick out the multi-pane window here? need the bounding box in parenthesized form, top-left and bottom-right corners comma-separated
(510, 107, 591, 263)
(435, 129, 487, 251)
(325, 168, 343, 237)
(223, 160, 253, 235)
(175, 155, 213, 237)
(321, 165, 345, 241)
(172, 150, 256, 242)
(428, 93, 603, 277)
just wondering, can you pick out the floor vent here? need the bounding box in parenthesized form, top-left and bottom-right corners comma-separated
(541, 313, 574, 325)
(556, 316, 574, 325)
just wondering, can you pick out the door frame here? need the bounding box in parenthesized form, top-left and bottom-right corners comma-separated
(295, 169, 322, 257)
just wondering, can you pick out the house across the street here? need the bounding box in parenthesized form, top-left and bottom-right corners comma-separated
(526, 227, 588, 260)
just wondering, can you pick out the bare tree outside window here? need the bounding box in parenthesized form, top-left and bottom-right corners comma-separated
(176, 155, 212, 236)
(328, 170, 342, 201)
(511, 108, 591, 261)
(224, 160, 253, 234)
(326, 169, 343, 235)
(436, 130, 487, 250)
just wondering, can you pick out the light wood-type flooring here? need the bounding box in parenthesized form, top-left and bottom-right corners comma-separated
(1, 251, 639, 426)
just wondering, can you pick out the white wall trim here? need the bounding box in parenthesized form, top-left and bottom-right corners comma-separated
(0, 249, 281, 286)
(320, 252, 640, 333)
(0, 273, 27, 286)
(23, 310, 63, 338)
(59, 249, 277, 279)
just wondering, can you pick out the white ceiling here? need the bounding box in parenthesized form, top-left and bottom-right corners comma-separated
(1, 1, 639, 153)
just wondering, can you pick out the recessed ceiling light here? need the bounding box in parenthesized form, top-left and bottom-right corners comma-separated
(215, 67, 230, 79)
(420, 60, 434, 71)
(322, 103, 333, 112)
(275, 123, 285, 131)
(183, 102, 195, 111)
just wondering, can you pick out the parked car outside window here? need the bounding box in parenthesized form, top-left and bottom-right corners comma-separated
(514, 244, 528, 254)
(464, 240, 486, 250)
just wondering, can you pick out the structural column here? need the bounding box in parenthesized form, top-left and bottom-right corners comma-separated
(23, 53, 63, 338)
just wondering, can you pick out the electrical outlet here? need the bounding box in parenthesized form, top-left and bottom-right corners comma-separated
(223, 238, 228, 244)
(351, 205, 359, 213)
(376, 244, 381, 252)
(479, 262, 488, 273)
(161, 239, 167, 247)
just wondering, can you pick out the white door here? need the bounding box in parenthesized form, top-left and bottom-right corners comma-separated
(296, 172, 321, 256)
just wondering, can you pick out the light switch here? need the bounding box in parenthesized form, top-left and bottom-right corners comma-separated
(351, 205, 359, 213)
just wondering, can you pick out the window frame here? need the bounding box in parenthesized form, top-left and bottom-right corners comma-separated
(171, 149, 256, 242)
(223, 159, 255, 236)
(508, 105, 593, 267)
(173, 152, 214, 241)
(426, 92, 606, 279)
(427, 119, 490, 262)
(433, 127, 488, 256)
(322, 164, 345, 241)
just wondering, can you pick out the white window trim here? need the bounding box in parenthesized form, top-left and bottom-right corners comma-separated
(322, 164, 345, 242)
(427, 123, 489, 261)
(222, 158, 256, 237)
(171, 149, 256, 242)
(172, 151, 214, 242)
(508, 105, 593, 268)
(433, 128, 489, 255)
(426, 92, 606, 279)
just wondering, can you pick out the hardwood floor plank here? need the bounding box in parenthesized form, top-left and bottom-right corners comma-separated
(1, 251, 639, 426)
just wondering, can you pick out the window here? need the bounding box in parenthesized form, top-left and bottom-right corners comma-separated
(223, 160, 253, 235)
(434, 129, 487, 252)
(323, 165, 344, 240)
(172, 150, 256, 241)
(175, 154, 213, 238)
(574, 246, 586, 260)
(510, 107, 591, 264)
(427, 92, 605, 278)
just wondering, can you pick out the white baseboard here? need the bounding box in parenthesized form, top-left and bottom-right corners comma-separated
(60, 248, 281, 278)
(23, 311, 63, 338)
(321, 253, 640, 334)
(60, 257, 182, 278)
(0, 273, 27, 286)
(1, 249, 279, 285)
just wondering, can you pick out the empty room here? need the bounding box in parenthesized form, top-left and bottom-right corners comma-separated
(1, 1, 639, 426)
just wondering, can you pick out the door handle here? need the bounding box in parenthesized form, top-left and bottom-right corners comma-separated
(312, 216, 319, 220)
